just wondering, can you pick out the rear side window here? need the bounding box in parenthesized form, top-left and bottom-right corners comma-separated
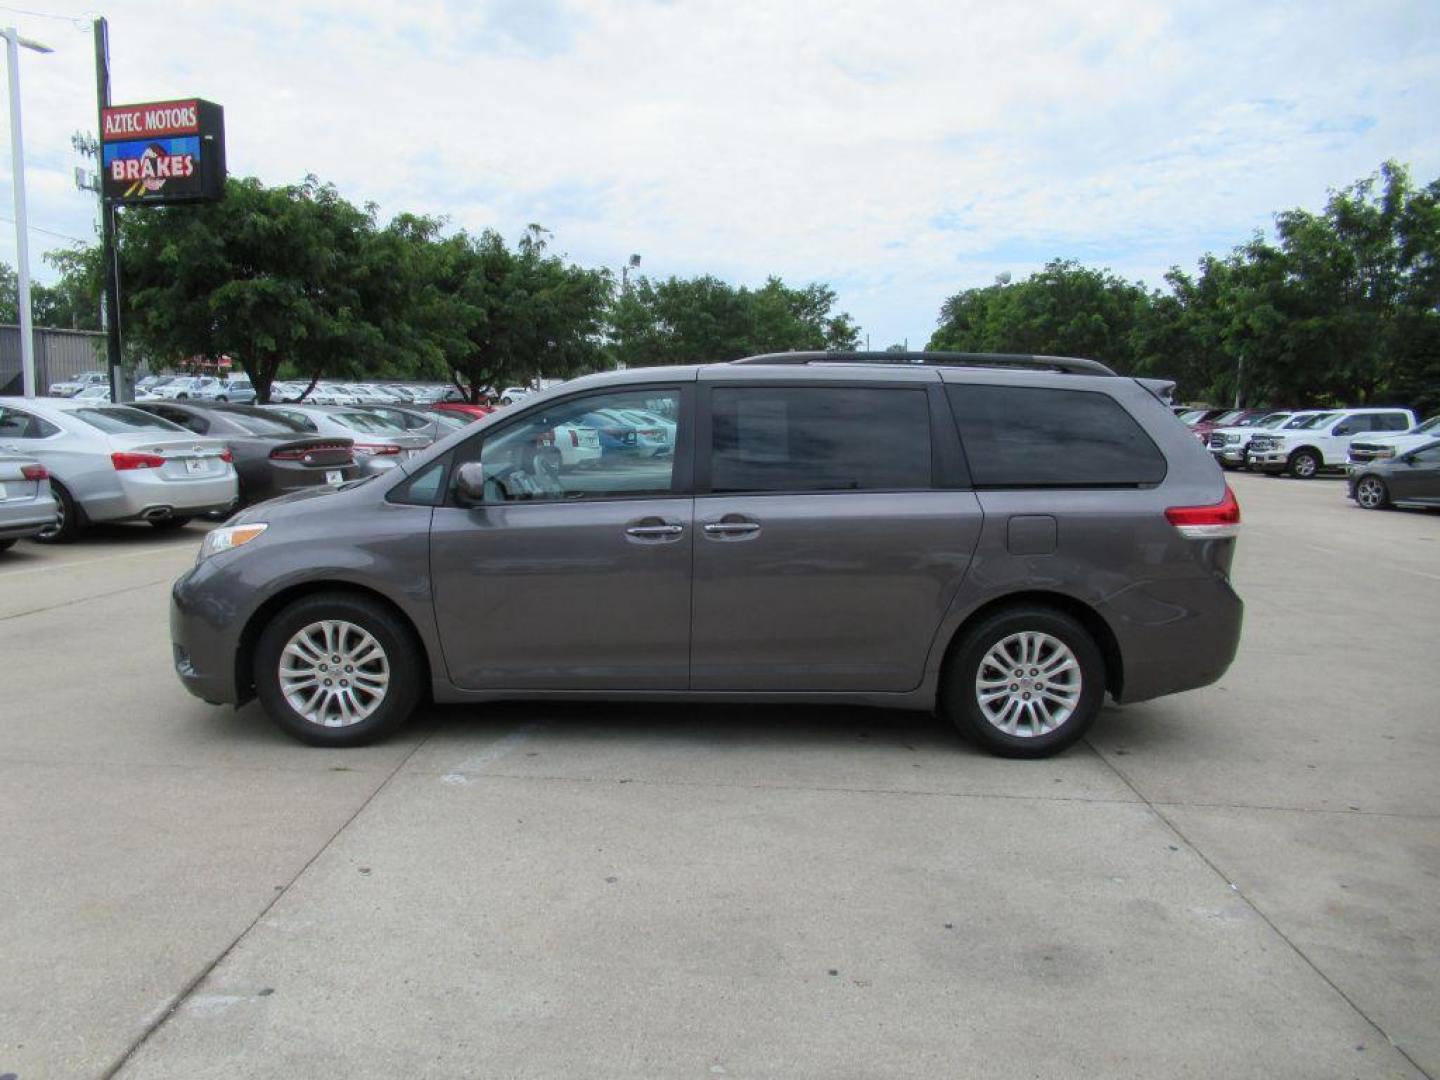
(946, 385, 1166, 488)
(710, 386, 931, 493)
(1376, 414, 1410, 432)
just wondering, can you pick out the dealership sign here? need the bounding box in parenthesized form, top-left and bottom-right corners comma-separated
(100, 99, 226, 204)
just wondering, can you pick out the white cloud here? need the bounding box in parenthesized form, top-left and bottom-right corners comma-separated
(1, 0, 1437, 346)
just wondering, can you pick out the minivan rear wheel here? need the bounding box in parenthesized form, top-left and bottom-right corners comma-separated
(254, 592, 423, 746)
(942, 606, 1105, 758)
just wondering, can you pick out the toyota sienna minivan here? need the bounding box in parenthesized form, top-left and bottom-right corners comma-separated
(170, 353, 1243, 758)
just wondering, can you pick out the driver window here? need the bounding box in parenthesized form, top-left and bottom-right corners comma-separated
(467, 388, 681, 503)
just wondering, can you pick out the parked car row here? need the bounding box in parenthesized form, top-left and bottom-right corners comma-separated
(1176, 405, 1440, 511)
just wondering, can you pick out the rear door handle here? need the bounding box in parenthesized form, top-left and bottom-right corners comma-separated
(702, 521, 760, 536)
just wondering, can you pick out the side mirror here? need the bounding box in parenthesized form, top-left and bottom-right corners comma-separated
(454, 461, 486, 504)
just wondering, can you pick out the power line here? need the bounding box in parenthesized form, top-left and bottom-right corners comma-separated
(0, 5, 96, 28)
(0, 213, 91, 243)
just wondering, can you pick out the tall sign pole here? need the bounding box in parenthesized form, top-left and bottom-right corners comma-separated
(4, 28, 40, 397)
(95, 18, 125, 402)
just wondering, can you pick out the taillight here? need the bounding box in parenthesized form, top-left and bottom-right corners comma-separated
(569, 429, 579, 448)
(353, 443, 401, 456)
(111, 451, 166, 470)
(21, 463, 48, 481)
(1166, 486, 1241, 539)
(219, 448, 233, 463)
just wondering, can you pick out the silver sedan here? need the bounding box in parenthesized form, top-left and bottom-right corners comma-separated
(0, 397, 239, 542)
(0, 451, 59, 551)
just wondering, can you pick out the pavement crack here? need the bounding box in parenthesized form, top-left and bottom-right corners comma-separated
(1084, 739, 1435, 1080)
(98, 721, 439, 1080)
(0, 577, 177, 622)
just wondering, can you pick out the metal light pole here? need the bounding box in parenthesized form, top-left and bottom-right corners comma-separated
(2, 27, 53, 398)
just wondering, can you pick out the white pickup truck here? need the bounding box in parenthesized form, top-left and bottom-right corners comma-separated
(1248, 408, 1417, 478)
(1346, 415, 1440, 469)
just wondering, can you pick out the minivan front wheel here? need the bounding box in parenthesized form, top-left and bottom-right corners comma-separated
(254, 592, 423, 746)
(942, 607, 1105, 758)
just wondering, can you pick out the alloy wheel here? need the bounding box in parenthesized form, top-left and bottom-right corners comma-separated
(278, 619, 390, 727)
(1356, 477, 1387, 509)
(974, 631, 1082, 738)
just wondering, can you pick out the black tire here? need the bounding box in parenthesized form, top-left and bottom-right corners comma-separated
(149, 516, 192, 531)
(0, 538, 15, 552)
(176, 393, 188, 400)
(1287, 448, 1321, 479)
(33, 481, 81, 544)
(940, 606, 1106, 758)
(253, 591, 423, 747)
(1219, 460, 1238, 471)
(1354, 475, 1391, 510)
(216, 395, 228, 403)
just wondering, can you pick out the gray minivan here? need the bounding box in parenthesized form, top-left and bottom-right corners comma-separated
(170, 353, 1243, 757)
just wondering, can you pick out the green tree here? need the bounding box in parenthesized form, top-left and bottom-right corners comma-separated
(118, 176, 409, 403)
(415, 225, 611, 403)
(610, 274, 859, 367)
(928, 259, 1148, 372)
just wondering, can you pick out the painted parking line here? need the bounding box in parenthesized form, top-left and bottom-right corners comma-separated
(0, 545, 196, 579)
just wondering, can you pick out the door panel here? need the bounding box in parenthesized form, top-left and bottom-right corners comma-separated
(690, 492, 983, 691)
(431, 498, 693, 689)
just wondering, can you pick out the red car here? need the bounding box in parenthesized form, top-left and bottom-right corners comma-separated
(431, 402, 495, 422)
(1189, 408, 1274, 442)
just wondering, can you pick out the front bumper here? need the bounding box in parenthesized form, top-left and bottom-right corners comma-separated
(1248, 450, 1287, 471)
(170, 563, 244, 705)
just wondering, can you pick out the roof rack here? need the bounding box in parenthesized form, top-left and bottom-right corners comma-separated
(730, 350, 1116, 376)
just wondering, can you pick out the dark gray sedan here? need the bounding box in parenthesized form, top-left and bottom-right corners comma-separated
(0, 451, 58, 550)
(131, 402, 362, 507)
(1348, 440, 1440, 509)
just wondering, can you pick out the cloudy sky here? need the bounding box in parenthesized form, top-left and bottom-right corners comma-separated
(1, 0, 1437, 346)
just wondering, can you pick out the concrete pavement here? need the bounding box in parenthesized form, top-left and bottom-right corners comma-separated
(0, 473, 1435, 1078)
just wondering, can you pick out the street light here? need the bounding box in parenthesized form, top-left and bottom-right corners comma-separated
(621, 252, 641, 294)
(2, 26, 53, 399)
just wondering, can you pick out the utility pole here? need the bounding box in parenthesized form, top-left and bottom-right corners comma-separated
(3, 26, 52, 397)
(1234, 351, 1245, 409)
(94, 18, 125, 402)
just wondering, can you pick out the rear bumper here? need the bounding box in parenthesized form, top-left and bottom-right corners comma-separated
(85, 471, 239, 523)
(0, 495, 59, 538)
(1106, 575, 1244, 705)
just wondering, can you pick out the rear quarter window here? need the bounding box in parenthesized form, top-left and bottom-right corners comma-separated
(946, 385, 1166, 487)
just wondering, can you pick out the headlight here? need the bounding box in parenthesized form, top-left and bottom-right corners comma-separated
(198, 523, 268, 562)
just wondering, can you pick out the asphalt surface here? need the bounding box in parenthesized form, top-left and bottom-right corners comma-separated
(1, 471, 1436, 1079)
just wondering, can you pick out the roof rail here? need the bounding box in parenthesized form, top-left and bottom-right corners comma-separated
(730, 350, 1116, 376)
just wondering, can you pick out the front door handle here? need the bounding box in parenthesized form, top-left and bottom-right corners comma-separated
(625, 516, 685, 543)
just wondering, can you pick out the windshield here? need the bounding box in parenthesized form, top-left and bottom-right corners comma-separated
(1254, 413, 1292, 427)
(1177, 409, 1208, 424)
(1293, 412, 1337, 430)
(1410, 415, 1440, 434)
(1213, 410, 1244, 425)
(73, 406, 187, 434)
